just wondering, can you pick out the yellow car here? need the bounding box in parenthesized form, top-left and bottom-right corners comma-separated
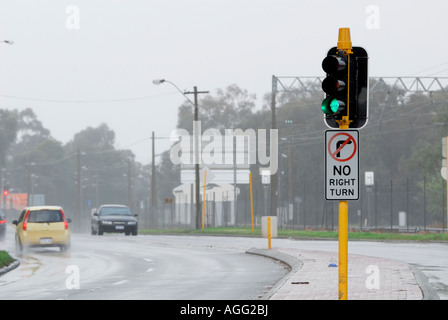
(13, 206, 72, 252)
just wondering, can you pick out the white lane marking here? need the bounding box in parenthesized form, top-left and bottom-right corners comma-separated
(112, 280, 128, 286)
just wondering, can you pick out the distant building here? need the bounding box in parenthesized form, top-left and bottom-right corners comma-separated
(172, 183, 239, 227)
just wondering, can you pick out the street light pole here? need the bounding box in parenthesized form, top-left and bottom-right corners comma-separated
(184, 87, 209, 229)
(153, 80, 208, 229)
(77, 149, 81, 231)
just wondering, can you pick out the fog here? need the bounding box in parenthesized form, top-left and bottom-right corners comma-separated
(1, 0, 447, 163)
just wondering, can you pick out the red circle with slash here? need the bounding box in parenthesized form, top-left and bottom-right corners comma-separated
(328, 132, 357, 162)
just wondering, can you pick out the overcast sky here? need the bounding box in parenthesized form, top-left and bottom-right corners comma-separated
(0, 0, 447, 164)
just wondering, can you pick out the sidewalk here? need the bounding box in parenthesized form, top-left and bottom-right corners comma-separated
(247, 247, 439, 300)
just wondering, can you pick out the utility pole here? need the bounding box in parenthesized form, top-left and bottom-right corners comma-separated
(184, 86, 209, 229)
(27, 163, 31, 206)
(0, 168, 4, 209)
(95, 174, 99, 208)
(77, 149, 81, 231)
(128, 159, 131, 209)
(233, 137, 237, 225)
(288, 135, 293, 215)
(271, 76, 278, 217)
(151, 131, 157, 228)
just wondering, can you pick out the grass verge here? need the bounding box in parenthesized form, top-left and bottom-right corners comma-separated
(139, 227, 448, 242)
(0, 250, 15, 269)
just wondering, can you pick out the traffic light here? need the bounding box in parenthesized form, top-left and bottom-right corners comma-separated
(321, 52, 349, 120)
(321, 29, 368, 129)
(349, 47, 369, 129)
(2, 189, 8, 197)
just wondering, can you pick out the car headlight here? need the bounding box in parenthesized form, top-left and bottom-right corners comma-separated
(101, 220, 113, 225)
(127, 221, 136, 225)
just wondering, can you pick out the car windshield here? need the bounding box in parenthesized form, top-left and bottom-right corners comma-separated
(27, 210, 63, 223)
(100, 207, 131, 216)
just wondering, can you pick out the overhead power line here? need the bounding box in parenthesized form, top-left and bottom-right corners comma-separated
(0, 91, 179, 104)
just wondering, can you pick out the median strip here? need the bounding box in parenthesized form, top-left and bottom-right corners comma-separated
(0, 251, 20, 276)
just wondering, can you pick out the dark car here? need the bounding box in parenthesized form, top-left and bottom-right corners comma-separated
(0, 210, 6, 241)
(91, 204, 138, 236)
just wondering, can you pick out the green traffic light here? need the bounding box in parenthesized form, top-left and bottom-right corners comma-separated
(321, 97, 343, 115)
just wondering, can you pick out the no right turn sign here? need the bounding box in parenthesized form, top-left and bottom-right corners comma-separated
(325, 130, 359, 200)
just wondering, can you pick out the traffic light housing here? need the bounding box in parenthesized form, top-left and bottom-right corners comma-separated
(2, 189, 9, 197)
(321, 46, 368, 129)
(321, 52, 348, 119)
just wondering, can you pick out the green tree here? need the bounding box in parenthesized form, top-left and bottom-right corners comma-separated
(65, 123, 135, 209)
(7, 109, 66, 206)
(0, 109, 18, 168)
(177, 84, 257, 131)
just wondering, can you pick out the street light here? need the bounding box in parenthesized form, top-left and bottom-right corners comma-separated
(152, 79, 164, 85)
(152, 79, 195, 106)
(153, 79, 208, 229)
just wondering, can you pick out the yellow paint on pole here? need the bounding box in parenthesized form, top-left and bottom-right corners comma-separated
(267, 217, 271, 249)
(338, 200, 348, 300)
(250, 173, 254, 232)
(337, 27, 352, 300)
(202, 170, 207, 229)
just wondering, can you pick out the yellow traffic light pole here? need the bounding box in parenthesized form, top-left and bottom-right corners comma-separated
(336, 27, 352, 300)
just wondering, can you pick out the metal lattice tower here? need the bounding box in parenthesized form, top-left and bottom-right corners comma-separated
(272, 76, 448, 94)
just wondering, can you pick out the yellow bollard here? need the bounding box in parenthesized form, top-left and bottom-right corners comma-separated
(267, 217, 271, 249)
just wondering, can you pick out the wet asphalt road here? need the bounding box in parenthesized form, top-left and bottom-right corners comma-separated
(1, 227, 448, 300)
(0, 231, 288, 300)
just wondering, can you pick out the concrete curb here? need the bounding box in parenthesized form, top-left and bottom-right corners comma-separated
(0, 260, 20, 277)
(246, 247, 303, 300)
(409, 265, 440, 300)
